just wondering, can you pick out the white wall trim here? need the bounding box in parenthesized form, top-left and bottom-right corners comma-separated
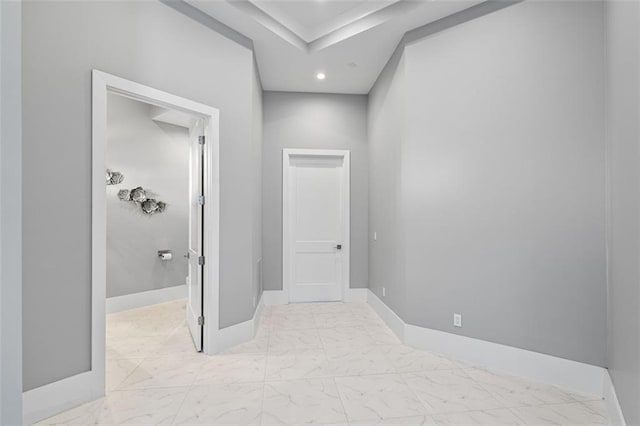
(262, 290, 288, 305)
(344, 288, 368, 303)
(23, 371, 101, 425)
(366, 289, 605, 399)
(67, 70, 221, 426)
(282, 148, 351, 303)
(262, 288, 367, 305)
(106, 285, 187, 314)
(603, 371, 627, 426)
(216, 294, 265, 352)
(366, 290, 406, 342)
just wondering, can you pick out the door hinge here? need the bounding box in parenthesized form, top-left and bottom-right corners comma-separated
(198, 255, 205, 266)
(198, 195, 205, 205)
(198, 316, 205, 326)
(198, 135, 205, 145)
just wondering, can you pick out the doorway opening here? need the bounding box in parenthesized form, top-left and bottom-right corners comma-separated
(92, 70, 220, 396)
(282, 149, 351, 303)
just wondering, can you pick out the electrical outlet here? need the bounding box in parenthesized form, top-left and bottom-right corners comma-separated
(382, 287, 386, 297)
(374, 232, 377, 241)
(453, 313, 462, 328)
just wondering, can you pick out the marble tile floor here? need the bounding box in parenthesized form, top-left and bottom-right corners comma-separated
(37, 299, 611, 426)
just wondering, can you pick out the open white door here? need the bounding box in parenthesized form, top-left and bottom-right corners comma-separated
(283, 150, 350, 303)
(187, 120, 205, 351)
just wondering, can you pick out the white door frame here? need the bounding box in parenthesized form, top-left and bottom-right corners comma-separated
(92, 71, 221, 390)
(282, 149, 350, 303)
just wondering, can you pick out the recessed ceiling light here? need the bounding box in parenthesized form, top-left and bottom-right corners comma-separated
(316, 72, 326, 80)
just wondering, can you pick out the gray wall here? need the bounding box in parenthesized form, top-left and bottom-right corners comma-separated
(106, 94, 189, 299)
(369, 1, 607, 367)
(368, 49, 406, 315)
(22, 1, 261, 390)
(0, 0, 23, 423)
(262, 91, 369, 291)
(252, 65, 264, 305)
(606, 0, 640, 423)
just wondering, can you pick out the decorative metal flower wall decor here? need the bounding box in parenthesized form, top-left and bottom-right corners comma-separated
(106, 170, 124, 185)
(118, 186, 167, 215)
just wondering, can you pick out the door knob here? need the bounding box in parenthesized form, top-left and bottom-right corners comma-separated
(335, 244, 342, 250)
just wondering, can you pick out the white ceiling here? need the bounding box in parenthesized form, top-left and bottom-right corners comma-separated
(188, 0, 481, 94)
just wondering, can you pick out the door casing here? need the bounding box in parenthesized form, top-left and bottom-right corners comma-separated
(282, 149, 351, 303)
(92, 70, 220, 400)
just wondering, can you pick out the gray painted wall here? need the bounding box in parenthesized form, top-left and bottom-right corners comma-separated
(106, 94, 189, 299)
(262, 91, 369, 291)
(368, 49, 406, 316)
(369, 1, 607, 367)
(252, 65, 264, 305)
(606, 0, 640, 423)
(22, 1, 260, 390)
(0, 0, 23, 423)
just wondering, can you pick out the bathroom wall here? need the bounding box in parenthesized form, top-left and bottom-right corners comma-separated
(106, 93, 189, 299)
(368, 0, 607, 367)
(605, 0, 640, 423)
(22, 0, 261, 391)
(0, 0, 23, 423)
(262, 91, 369, 292)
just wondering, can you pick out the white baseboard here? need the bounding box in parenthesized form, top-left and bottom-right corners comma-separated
(344, 287, 368, 302)
(366, 289, 605, 399)
(262, 290, 287, 305)
(23, 371, 103, 425)
(106, 284, 186, 314)
(367, 290, 405, 341)
(216, 293, 265, 352)
(603, 370, 627, 426)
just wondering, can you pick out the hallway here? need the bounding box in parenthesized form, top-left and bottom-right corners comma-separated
(37, 301, 610, 425)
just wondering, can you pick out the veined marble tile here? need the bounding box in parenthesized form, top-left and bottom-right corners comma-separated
(313, 312, 366, 328)
(380, 346, 459, 373)
(510, 400, 610, 425)
(320, 346, 396, 377)
(403, 370, 503, 414)
(262, 378, 347, 425)
(106, 335, 162, 360)
(432, 408, 526, 425)
(106, 358, 144, 392)
(117, 355, 206, 390)
(271, 303, 318, 315)
(154, 327, 199, 356)
(223, 334, 270, 354)
(465, 368, 580, 408)
(365, 324, 402, 345)
(335, 374, 426, 421)
(266, 348, 328, 381)
(95, 387, 188, 425)
(267, 312, 317, 330)
(318, 326, 377, 349)
(268, 328, 323, 351)
(195, 353, 267, 384)
(173, 383, 263, 426)
(34, 399, 105, 425)
(349, 416, 437, 426)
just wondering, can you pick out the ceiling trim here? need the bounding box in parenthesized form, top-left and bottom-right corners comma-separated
(226, 0, 431, 54)
(161, 0, 254, 50)
(307, 0, 422, 53)
(228, 1, 308, 51)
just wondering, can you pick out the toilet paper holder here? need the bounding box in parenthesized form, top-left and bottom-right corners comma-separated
(158, 250, 173, 260)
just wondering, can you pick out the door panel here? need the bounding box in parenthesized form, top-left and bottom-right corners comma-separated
(187, 120, 204, 351)
(288, 155, 346, 303)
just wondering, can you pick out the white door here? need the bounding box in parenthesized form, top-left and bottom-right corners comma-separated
(186, 120, 204, 351)
(283, 150, 350, 303)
